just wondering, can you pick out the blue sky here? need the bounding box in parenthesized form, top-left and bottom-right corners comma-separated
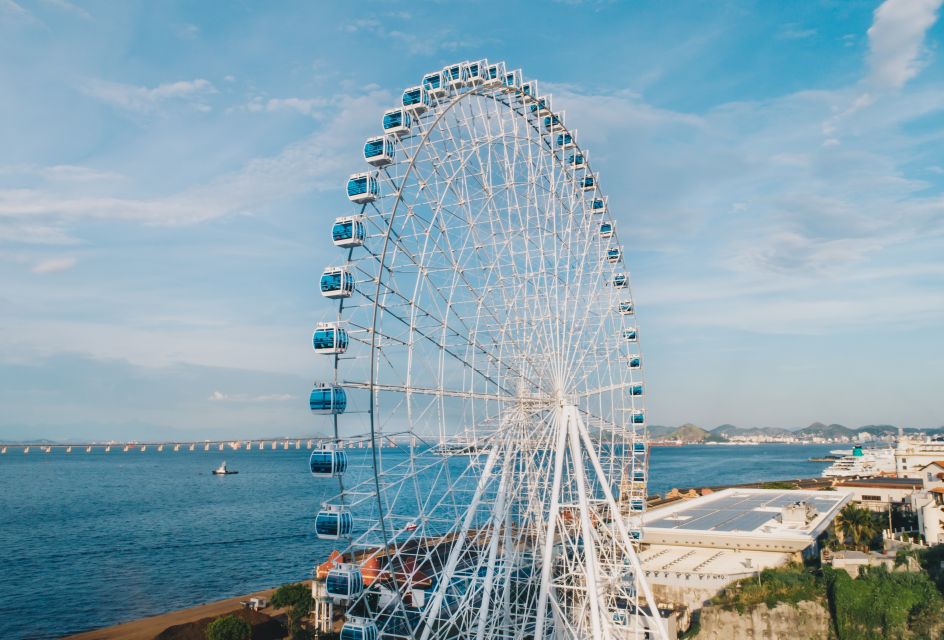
(1, 0, 942, 440)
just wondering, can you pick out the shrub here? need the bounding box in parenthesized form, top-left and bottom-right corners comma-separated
(713, 563, 823, 613)
(205, 614, 251, 640)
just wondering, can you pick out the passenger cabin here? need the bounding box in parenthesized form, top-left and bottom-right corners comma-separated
(363, 136, 395, 167)
(618, 301, 635, 315)
(503, 69, 522, 90)
(401, 86, 430, 114)
(312, 322, 349, 355)
(589, 197, 607, 214)
(341, 620, 379, 640)
(309, 384, 347, 415)
(544, 114, 565, 132)
(629, 529, 642, 540)
(629, 499, 645, 512)
(316, 504, 353, 540)
(556, 132, 575, 149)
(612, 273, 628, 288)
(633, 441, 647, 453)
(466, 59, 487, 86)
(422, 71, 446, 99)
(630, 383, 643, 396)
(530, 96, 551, 116)
(521, 80, 537, 100)
(623, 328, 638, 342)
(320, 266, 355, 299)
(599, 222, 614, 239)
(568, 153, 586, 169)
(581, 174, 596, 191)
(332, 215, 366, 248)
(606, 248, 622, 263)
(628, 355, 641, 369)
(443, 63, 466, 88)
(485, 62, 506, 87)
(382, 109, 412, 138)
(325, 565, 364, 601)
(347, 173, 379, 204)
(309, 446, 348, 477)
(632, 468, 646, 481)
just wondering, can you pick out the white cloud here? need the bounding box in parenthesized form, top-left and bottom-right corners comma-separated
(0, 88, 391, 226)
(31, 256, 76, 274)
(209, 390, 295, 403)
(39, 0, 92, 20)
(175, 22, 199, 39)
(80, 77, 217, 114)
(867, 0, 943, 90)
(246, 96, 329, 116)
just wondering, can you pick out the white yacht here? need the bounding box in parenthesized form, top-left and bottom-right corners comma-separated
(821, 445, 895, 478)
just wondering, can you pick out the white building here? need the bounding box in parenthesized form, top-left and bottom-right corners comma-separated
(912, 460, 944, 545)
(639, 488, 851, 612)
(895, 436, 944, 478)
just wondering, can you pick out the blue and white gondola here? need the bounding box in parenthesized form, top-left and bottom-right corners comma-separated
(504, 69, 522, 90)
(599, 222, 614, 239)
(633, 441, 647, 454)
(315, 504, 353, 540)
(623, 327, 638, 342)
(530, 96, 551, 116)
(629, 528, 642, 540)
(313, 322, 349, 355)
(423, 70, 446, 99)
(544, 113, 565, 132)
(628, 355, 641, 369)
(309, 446, 348, 477)
(466, 59, 487, 86)
(521, 80, 537, 100)
(320, 266, 355, 299)
(618, 300, 635, 315)
(607, 248, 622, 263)
(347, 172, 379, 204)
(326, 564, 364, 601)
(485, 61, 506, 87)
(631, 468, 646, 481)
(332, 215, 366, 248)
(340, 619, 378, 640)
(556, 132, 575, 149)
(363, 135, 395, 167)
(401, 86, 430, 115)
(581, 173, 596, 191)
(443, 62, 467, 88)
(309, 383, 347, 415)
(589, 197, 607, 214)
(568, 153, 586, 169)
(630, 383, 643, 396)
(382, 108, 412, 138)
(629, 499, 645, 512)
(613, 273, 628, 288)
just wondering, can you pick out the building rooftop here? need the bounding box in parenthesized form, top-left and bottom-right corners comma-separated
(836, 477, 923, 489)
(642, 488, 851, 552)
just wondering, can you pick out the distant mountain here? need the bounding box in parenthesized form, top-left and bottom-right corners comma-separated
(710, 424, 793, 438)
(795, 422, 856, 439)
(645, 425, 678, 438)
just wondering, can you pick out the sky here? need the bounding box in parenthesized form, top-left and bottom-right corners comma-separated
(0, 0, 942, 440)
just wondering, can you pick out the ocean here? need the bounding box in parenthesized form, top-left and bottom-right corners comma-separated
(0, 442, 839, 639)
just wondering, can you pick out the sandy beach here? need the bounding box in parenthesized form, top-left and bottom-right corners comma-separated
(62, 584, 302, 640)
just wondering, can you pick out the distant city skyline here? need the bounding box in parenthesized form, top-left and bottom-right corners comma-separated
(1, 0, 943, 440)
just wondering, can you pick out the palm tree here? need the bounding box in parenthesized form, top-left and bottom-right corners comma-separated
(835, 504, 878, 551)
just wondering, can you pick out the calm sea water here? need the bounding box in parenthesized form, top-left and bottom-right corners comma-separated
(0, 442, 838, 639)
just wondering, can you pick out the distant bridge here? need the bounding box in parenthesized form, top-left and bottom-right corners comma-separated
(0, 436, 403, 455)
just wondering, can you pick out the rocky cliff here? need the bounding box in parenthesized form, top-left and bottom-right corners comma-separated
(688, 600, 830, 640)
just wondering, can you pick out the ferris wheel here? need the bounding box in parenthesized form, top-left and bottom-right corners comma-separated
(307, 60, 665, 640)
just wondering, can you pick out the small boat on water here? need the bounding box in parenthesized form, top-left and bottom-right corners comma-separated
(212, 461, 238, 475)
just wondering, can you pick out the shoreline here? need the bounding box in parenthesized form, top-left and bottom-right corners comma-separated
(62, 584, 302, 640)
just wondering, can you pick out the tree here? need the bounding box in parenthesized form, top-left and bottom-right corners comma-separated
(271, 582, 312, 639)
(205, 615, 251, 640)
(834, 504, 878, 551)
